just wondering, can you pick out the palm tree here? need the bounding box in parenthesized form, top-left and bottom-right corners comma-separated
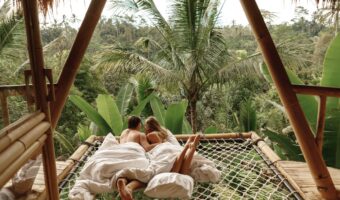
(98, 0, 230, 133)
(315, 1, 340, 34)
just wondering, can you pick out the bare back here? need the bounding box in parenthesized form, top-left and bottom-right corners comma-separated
(120, 129, 141, 144)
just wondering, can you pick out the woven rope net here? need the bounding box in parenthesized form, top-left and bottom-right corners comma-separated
(59, 137, 300, 199)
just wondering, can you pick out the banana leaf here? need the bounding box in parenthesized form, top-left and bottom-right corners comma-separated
(116, 83, 134, 116)
(322, 111, 340, 168)
(239, 100, 257, 132)
(260, 63, 318, 130)
(150, 95, 166, 125)
(96, 94, 123, 135)
(69, 95, 112, 135)
(321, 34, 340, 112)
(130, 93, 155, 116)
(262, 129, 304, 161)
(182, 118, 192, 134)
(165, 100, 188, 134)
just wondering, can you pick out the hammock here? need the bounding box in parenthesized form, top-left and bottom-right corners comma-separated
(58, 133, 302, 200)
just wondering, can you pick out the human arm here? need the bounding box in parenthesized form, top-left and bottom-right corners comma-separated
(140, 133, 160, 152)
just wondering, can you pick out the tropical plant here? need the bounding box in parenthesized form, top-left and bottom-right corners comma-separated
(99, 0, 230, 133)
(239, 99, 257, 132)
(69, 93, 153, 136)
(261, 33, 340, 168)
(150, 95, 192, 134)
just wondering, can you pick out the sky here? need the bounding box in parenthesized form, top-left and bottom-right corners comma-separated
(41, 0, 318, 26)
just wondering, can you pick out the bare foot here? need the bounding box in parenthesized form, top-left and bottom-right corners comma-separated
(192, 134, 201, 149)
(117, 179, 133, 200)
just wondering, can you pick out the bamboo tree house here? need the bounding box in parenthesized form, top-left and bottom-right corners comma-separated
(0, 0, 340, 199)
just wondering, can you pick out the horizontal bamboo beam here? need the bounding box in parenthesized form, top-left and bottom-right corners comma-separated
(0, 111, 41, 138)
(175, 132, 252, 140)
(0, 134, 46, 188)
(0, 84, 56, 97)
(293, 85, 340, 97)
(68, 135, 98, 162)
(0, 113, 45, 152)
(0, 122, 49, 174)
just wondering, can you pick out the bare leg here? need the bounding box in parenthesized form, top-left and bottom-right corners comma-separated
(126, 180, 146, 191)
(180, 135, 200, 175)
(171, 142, 190, 173)
(117, 178, 133, 200)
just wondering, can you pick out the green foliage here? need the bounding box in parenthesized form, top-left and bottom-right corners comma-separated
(96, 94, 123, 135)
(69, 95, 112, 135)
(239, 100, 257, 132)
(164, 100, 188, 134)
(116, 82, 134, 116)
(262, 129, 303, 161)
(76, 124, 93, 142)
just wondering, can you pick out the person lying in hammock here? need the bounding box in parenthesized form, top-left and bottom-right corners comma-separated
(117, 117, 200, 200)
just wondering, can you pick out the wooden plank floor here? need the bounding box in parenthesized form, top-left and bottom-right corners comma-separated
(277, 161, 340, 200)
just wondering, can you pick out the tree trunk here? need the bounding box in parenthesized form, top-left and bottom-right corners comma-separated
(189, 100, 197, 134)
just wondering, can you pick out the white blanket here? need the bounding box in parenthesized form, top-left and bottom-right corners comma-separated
(69, 134, 220, 200)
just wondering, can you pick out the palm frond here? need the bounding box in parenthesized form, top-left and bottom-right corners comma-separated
(0, 14, 26, 67)
(97, 46, 177, 82)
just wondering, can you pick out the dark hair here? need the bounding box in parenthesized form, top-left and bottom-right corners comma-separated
(128, 116, 141, 129)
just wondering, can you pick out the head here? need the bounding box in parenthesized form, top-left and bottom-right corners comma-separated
(128, 116, 141, 130)
(144, 116, 162, 133)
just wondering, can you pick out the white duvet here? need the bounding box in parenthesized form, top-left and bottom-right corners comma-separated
(69, 134, 221, 200)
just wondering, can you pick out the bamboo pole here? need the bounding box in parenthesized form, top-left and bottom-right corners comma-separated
(51, 0, 107, 128)
(0, 134, 46, 188)
(316, 96, 327, 153)
(0, 113, 45, 152)
(175, 132, 252, 140)
(21, 0, 59, 199)
(293, 85, 340, 97)
(240, 1, 337, 199)
(0, 122, 49, 174)
(0, 93, 10, 126)
(251, 132, 281, 163)
(0, 111, 41, 138)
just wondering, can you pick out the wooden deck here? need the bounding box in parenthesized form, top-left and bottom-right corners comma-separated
(5, 161, 71, 200)
(276, 161, 340, 200)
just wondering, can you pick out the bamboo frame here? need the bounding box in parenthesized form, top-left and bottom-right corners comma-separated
(0, 134, 47, 188)
(293, 85, 340, 97)
(0, 122, 49, 174)
(51, 0, 107, 128)
(251, 132, 281, 163)
(0, 111, 41, 138)
(240, 0, 337, 199)
(21, 0, 59, 199)
(316, 96, 327, 153)
(175, 132, 252, 140)
(0, 93, 9, 126)
(0, 113, 45, 152)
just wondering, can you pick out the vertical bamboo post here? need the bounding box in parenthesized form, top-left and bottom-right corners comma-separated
(316, 96, 327, 153)
(240, 0, 337, 199)
(21, 0, 59, 199)
(0, 93, 10, 126)
(51, 0, 107, 128)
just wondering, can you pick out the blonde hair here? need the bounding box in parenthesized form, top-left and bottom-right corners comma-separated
(145, 116, 168, 141)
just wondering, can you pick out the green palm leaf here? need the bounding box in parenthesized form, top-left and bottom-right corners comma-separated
(165, 100, 188, 134)
(239, 100, 257, 132)
(321, 33, 340, 111)
(116, 82, 134, 116)
(69, 95, 112, 135)
(262, 129, 303, 161)
(150, 95, 166, 125)
(96, 94, 123, 135)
